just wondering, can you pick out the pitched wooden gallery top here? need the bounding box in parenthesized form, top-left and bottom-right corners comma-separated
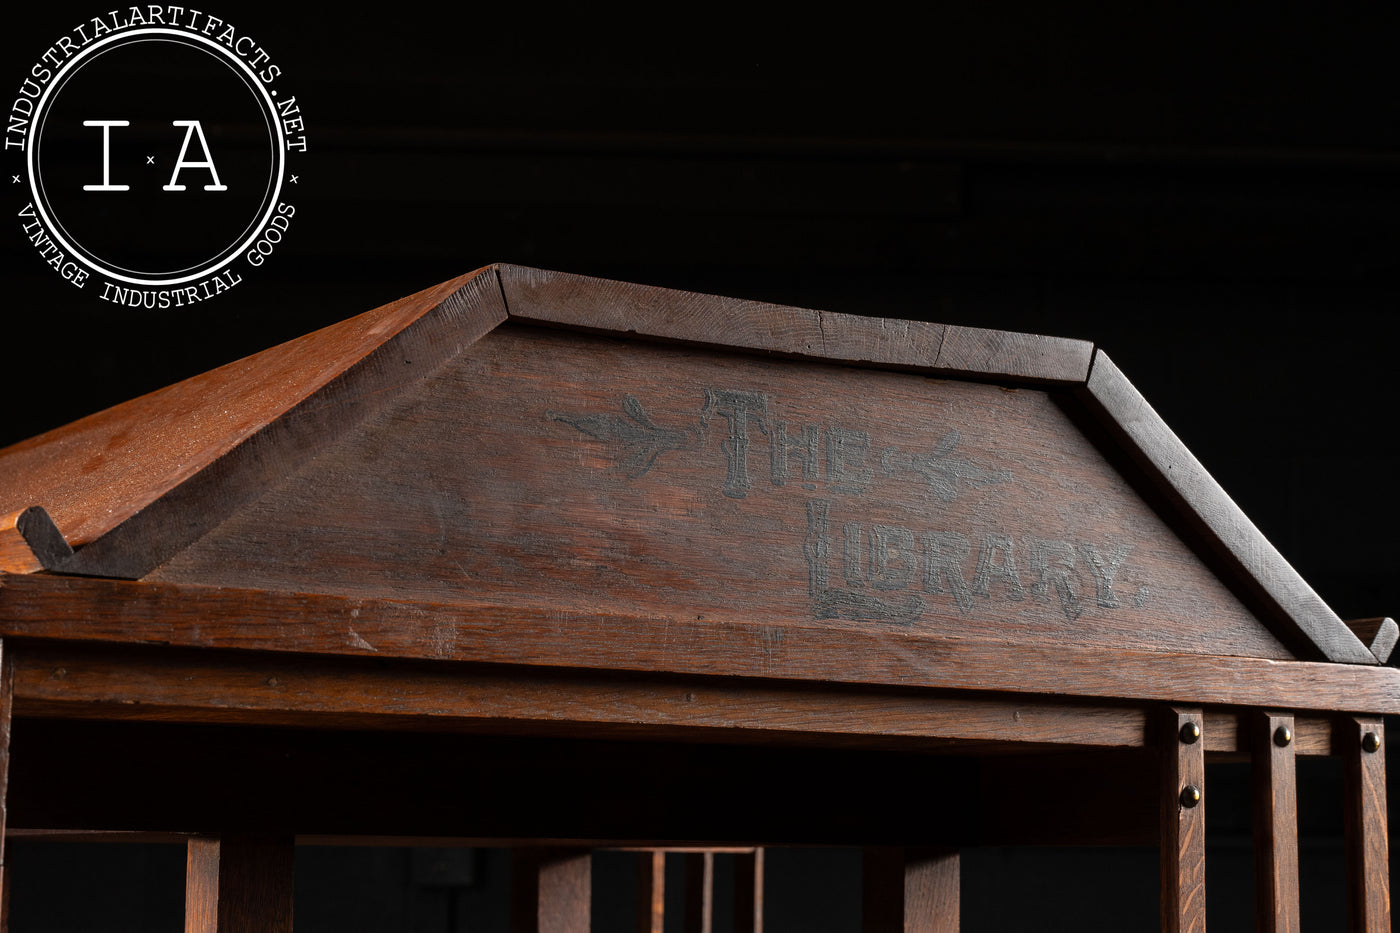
(0, 265, 1395, 932)
(0, 265, 1392, 709)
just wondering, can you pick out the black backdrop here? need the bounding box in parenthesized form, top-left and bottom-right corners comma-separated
(4, 5, 1400, 931)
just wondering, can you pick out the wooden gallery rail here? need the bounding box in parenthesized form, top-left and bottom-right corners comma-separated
(0, 264, 1394, 931)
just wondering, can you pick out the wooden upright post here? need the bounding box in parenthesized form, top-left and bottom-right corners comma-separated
(636, 851, 664, 933)
(732, 849, 764, 933)
(185, 835, 294, 933)
(511, 848, 592, 933)
(1253, 711, 1300, 933)
(681, 851, 714, 933)
(1342, 718, 1390, 933)
(862, 847, 960, 933)
(1162, 707, 1206, 933)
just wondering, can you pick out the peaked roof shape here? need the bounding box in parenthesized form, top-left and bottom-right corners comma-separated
(0, 264, 1383, 666)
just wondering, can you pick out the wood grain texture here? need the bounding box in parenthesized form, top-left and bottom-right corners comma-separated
(1077, 350, 1374, 665)
(1202, 710, 1333, 758)
(8, 643, 1150, 751)
(1253, 712, 1299, 933)
(1162, 707, 1207, 933)
(185, 835, 294, 933)
(511, 849, 592, 933)
(0, 267, 503, 573)
(148, 325, 1289, 663)
(1345, 618, 1399, 665)
(61, 268, 508, 579)
(0, 507, 71, 574)
(1342, 718, 1391, 933)
(732, 850, 764, 933)
(498, 264, 1092, 385)
(4, 574, 1397, 714)
(863, 847, 959, 933)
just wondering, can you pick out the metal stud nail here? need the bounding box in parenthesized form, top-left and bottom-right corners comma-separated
(1274, 725, 1293, 747)
(1362, 732, 1381, 754)
(1180, 784, 1201, 808)
(1179, 721, 1201, 744)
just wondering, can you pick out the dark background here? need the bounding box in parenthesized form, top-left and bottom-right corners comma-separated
(4, 5, 1399, 930)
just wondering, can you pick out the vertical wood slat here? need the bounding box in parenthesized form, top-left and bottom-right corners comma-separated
(863, 847, 960, 933)
(1162, 707, 1207, 933)
(184, 835, 294, 933)
(1342, 718, 1390, 933)
(732, 849, 764, 933)
(636, 851, 664, 933)
(0, 641, 14, 933)
(682, 852, 715, 933)
(511, 848, 592, 933)
(1253, 711, 1300, 933)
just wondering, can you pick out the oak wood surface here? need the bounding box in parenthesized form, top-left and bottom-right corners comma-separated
(184, 835, 294, 933)
(1252, 712, 1300, 933)
(510, 849, 592, 933)
(498, 264, 1093, 385)
(3, 574, 1397, 713)
(1076, 351, 1373, 664)
(0, 269, 499, 557)
(863, 847, 960, 933)
(61, 268, 508, 579)
(144, 324, 1289, 662)
(1342, 718, 1390, 933)
(1161, 707, 1207, 933)
(1345, 618, 1399, 665)
(0, 508, 70, 575)
(8, 643, 1150, 751)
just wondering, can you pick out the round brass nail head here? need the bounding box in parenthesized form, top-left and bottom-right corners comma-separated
(1274, 725, 1293, 747)
(1180, 785, 1201, 808)
(1363, 732, 1381, 754)
(1179, 721, 1201, 745)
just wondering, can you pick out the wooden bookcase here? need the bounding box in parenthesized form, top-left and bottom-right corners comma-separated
(0, 265, 1393, 931)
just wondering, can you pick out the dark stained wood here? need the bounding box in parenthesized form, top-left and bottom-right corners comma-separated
(184, 835, 294, 933)
(1161, 708, 1206, 933)
(1252, 712, 1300, 933)
(1345, 618, 1399, 665)
(1341, 718, 1390, 933)
(4, 574, 1397, 714)
(1203, 710, 1333, 758)
(511, 849, 592, 933)
(61, 268, 509, 580)
(636, 851, 664, 933)
(0, 269, 502, 557)
(1076, 351, 1375, 665)
(8, 643, 1150, 752)
(681, 851, 714, 933)
(144, 325, 1284, 663)
(732, 849, 764, 933)
(497, 265, 1093, 385)
(0, 507, 70, 575)
(863, 847, 959, 933)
